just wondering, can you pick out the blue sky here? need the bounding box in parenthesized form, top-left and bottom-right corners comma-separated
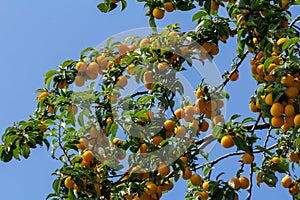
(0, 1, 299, 199)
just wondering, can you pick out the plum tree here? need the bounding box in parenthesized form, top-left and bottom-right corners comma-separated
(1, 0, 300, 200)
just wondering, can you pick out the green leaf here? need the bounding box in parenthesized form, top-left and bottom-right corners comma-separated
(44, 70, 58, 88)
(52, 179, 62, 195)
(229, 114, 241, 122)
(21, 146, 30, 158)
(97, 3, 118, 13)
(120, 0, 127, 11)
(108, 123, 118, 140)
(137, 95, 154, 105)
(46, 193, 58, 200)
(212, 125, 222, 138)
(221, 91, 230, 99)
(80, 47, 94, 59)
(43, 139, 50, 150)
(203, 167, 212, 176)
(68, 188, 75, 200)
(149, 17, 157, 30)
(242, 117, 256, 124)
(204, 0, 211, 15)
(77, 109, 89, 127)
(106, 36, 116, 47)
(176, 2, 196, 11)
(282, 37, 299, 51)
(263, 56, 276, 72)
(216, 172, 225, 180)
(263, 172, 278, 187)
(60, 59, 75, 69)
(1, 148, 13, 162)
(12, 147, 20, 160)
(192, 10, 208, 22)
(232, 136, 250, 153)
(255, 145, 273, 155)
(269, 162, 289, 173)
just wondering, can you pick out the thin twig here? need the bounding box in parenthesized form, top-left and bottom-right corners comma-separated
(290, 15, 300, 27)
(165, 92, 177, 119)
(246, 163, 254, 200)
(263, 126, 273, 149)
(293, 25, 300, 31)
(250, 113, 262, 134)
(246, 114, 261, 199)
(211, 51, 249, 93)
(195, 143, 276, 170)
(195, 122, 270, 147)
(58, 123, 72, 165)
(130, 91, 149, 98)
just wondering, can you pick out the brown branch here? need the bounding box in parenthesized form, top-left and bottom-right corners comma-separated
(58, 123, 72, 165)
(247, 163, 254, 200)
(211, 50, 249, 93)
(165, 92, 177, 119)
(195, 143, 276, 170)
(130, 91, 149, 98)
(245, 123, 270, 131)
(195, 122, 270, 148)
(290, 15, 300, 27)
(263, 126, 273, 150)
(250, 113, 262, 134)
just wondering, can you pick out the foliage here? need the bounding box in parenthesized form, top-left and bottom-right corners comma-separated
(1, 0, 300, 199)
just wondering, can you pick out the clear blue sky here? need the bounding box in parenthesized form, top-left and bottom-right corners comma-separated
(0, 1, 299, 199)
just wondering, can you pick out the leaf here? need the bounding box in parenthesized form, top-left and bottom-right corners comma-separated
(77, 109, 89, 127)
(52, 179, 62, 195)
(80, 47, 94, 59)
(21, 146, 30, 158)
(46, 193, 58, 200)
(44, 70, 58, 88)
(282, 37, 299, 51)
(263, 56, 276, 72)
(108, 123, 118, 140)
(12, 147, 20, 160)
(269, 162, 289, 173)
(97, 3, 118, 13)
(192, 11, 208, 22)
(221, 91, 230, 99)
(137, 95, 154, 105)
(106, 36, 116, 47)
(204, 0, 211, 15)
(212, 125, 222, 138)
(60, 59, 76, 69)
(263, 172, 278, 187)
(242, 117, 256, 124)
(1, 149, 13, 162)
(229, 114, 241, 122)
(174, 81, 184, 95)
(216, 172, 225, 180)
(176, 2, 196, 11)
(255, 145, 273, 155)
(149, 17, 157, 30)
(68, 188, 75, 200)
(203, 167, 212, 176)
(43, 139, 50, 150)
(232, 136, 250, 153)
(120, 0, 127, 11)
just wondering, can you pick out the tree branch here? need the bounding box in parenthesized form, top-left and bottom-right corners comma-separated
(290, 15, 300, 27)
(58, 123, 72, 165)
(263, 126, 273, 150)
(196, 143, 276, 170)
(211, 51, 249, 93)
(246, 163, 254, 200)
